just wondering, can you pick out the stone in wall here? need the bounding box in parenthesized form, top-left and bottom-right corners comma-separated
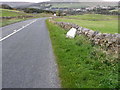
(87, 30, 95, 38)
(52, 20, 120, 54)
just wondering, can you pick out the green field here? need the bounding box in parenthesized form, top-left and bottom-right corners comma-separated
(49, 2, 117, 8)
(65, 14, 118, 21)
(0, 9, 52, 27)
(51, 3, 83, 8)
(0, 9, 32, 17)
(55, 14, 118, 34)
(46, 20, 118, 88)
(0, 9, 34, 27)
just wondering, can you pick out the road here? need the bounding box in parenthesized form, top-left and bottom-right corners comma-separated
(1, 18, 60, 88)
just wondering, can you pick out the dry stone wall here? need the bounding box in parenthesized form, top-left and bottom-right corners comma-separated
(50, 20, 120, 54)
(1, 16, 34, 19)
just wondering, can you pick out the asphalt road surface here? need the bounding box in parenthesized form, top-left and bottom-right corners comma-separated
(1, 18, 60, 88)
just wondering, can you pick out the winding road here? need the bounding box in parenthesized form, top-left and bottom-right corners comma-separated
(1, 18, 60, 88)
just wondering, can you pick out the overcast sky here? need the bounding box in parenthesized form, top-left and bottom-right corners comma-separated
(0, 0, 119, 3)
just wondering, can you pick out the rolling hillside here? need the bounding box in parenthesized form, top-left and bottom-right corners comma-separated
(0, 2, 34, 8)
(49, 2, 118, 8)
(0, 8, 52, 27)
(0, 9, 33, 26)
(0, 9, 30, 17)
(26, 2, 118, 9)
(50, 0, 103, 2)
(0, 2, 118, 9)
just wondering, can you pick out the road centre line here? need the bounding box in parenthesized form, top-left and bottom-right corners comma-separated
(0, 19, 37, 42)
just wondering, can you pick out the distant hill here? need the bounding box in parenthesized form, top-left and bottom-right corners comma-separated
(0, 2, 34, 8)
(49, 2, 118, 8)
(23, 2, 118, 9)
(50, 0, 104, 2)
(0, 2, 118, 9)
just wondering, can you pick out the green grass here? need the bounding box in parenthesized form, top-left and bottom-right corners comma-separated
(65, 14, 118, 21)
(110, 9, 120, 13)
(0, 8, 21, 12)
(54, 14, 118, 34)
(0, 8, 53, 17)
(0, 9, 35, 27)
(0, 9, 52, 27)
(50, 2, 117, 8)
(0, 9, 32, 17)
(46, 20, 119, 88)
(51, 3, 84, 8)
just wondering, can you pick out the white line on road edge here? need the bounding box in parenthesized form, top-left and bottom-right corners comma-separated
(0, 19, 37, 42)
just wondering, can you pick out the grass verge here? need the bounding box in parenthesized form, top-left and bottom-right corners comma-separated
(46, 19, 119, 88)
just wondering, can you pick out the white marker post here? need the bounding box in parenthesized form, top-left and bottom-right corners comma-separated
(66, 28, 77, 38)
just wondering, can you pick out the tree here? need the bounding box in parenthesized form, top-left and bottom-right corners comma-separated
(0, 4, 13, 9)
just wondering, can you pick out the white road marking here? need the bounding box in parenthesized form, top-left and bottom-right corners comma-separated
(0, 19, 37, 42)
(14, 30, 17, 32)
